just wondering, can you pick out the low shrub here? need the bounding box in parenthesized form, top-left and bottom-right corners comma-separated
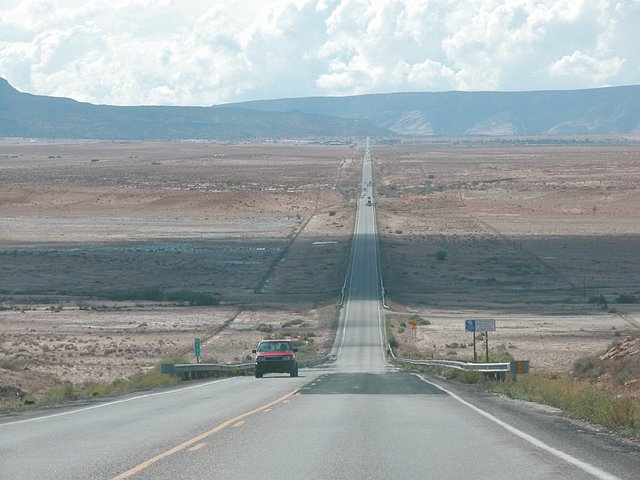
(106, 287, 164, 301)
(614, 357, 640, 385)
(456, 370, 482, 384)
(572, 356, 596, 377)
(0, 358, 21, 371)
(102, 287, 219, 305)
(409, 314, 430, 325)
(281, 319, 304, 328)
(616, 293, 638, 304)
(165, 289, 219, 306)
(42, 383, 78, 404)
(588, 295, 607, 305)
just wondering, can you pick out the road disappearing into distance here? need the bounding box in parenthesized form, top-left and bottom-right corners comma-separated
(334, 138, 387, 374)
(1, 139, 638, 479)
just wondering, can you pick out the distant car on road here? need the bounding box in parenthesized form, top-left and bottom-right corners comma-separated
(252, 339, 298, 378)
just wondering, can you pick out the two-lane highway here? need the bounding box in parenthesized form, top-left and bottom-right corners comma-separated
(334, 140, 387, 373)
(1, 139, 638, 479)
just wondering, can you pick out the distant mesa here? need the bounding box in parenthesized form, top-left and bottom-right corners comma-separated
(232, 86, 640, 137)
(1, 78, 639, 140)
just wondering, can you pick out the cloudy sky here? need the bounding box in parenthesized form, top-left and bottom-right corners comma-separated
(0, 0, 638, 106)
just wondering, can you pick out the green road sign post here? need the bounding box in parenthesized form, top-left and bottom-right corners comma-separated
(194, 337, 201, 363)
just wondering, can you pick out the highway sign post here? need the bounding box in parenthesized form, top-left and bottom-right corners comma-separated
(409, 320, 417, 340)
(465, 319, 496, 362)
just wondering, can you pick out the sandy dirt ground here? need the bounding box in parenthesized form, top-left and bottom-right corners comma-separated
(375, 141, 640, 381)
(1, 138, 640, 397)
(0, 140, 356, 393)
(386, 308, 638, 371)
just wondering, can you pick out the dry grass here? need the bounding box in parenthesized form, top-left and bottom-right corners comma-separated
(0, 357, 185, 412)
(488, 374, 640, 436)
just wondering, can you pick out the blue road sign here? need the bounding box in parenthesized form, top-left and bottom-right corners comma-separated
(465, 320, 476, 332)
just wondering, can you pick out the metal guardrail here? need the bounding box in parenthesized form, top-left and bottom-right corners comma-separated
(160, 354, 335, 379)
(394, 357, 511, 373)
(160, 362, 253, 379)
(387, 343, 511, 373)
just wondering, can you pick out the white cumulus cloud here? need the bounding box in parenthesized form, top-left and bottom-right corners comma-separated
(549, 50, 625, 84)
(0, 0, 637, 105)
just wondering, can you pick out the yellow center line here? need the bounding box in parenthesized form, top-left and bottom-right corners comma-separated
(111, 389, 298, 479)
(187, 443, 207, 452)
(232, 420, 245, 428)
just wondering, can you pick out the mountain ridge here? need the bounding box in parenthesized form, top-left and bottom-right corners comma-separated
(228, 85, 640, 136)
(0, 78, 387, 140)
(1, 78, 639, 139)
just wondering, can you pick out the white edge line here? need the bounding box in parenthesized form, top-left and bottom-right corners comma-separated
(377, 294, 386, 363)
(336, 209, 358, 359)
(371, 194, 386, 361)
(335, 156, 366, 360)
(415, 375, 621, 480)
(0, 377, 236, 427)
(336, 291, 351, 359)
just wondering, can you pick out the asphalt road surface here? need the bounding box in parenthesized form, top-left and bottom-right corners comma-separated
(1, 139, 638, 479)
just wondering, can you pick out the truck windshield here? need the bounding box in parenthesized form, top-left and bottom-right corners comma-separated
(257, 342, 290, 352)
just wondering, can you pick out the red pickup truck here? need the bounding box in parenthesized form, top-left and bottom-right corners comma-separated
(252, 339, 299, 378)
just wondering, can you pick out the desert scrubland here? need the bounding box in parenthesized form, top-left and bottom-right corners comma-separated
(1, 138, 639, 397)
(0, 140, 358, 393)
(374, 141, 640, 385)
